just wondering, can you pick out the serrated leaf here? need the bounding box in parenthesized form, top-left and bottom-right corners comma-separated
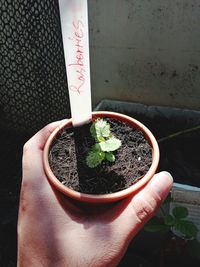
(86, 149, 105, 168)
(144, 217, 170, 233)
(105, 152, 115, 162)
(94, 143, 101, 151)
(164, 215, 175, 226)
(172, 206, 188, 219)
(175, 220, 198, 238)
(99, 137, 121, 152)
(95, 119, 111, 138)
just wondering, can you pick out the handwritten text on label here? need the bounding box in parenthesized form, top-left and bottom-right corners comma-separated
(68, 20, 86, 94)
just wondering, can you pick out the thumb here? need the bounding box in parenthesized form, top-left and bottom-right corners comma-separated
(114, 171, 173, 239)
(130, 171, 173, 224)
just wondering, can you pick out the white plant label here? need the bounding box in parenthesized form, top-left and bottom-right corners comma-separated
(59, 0, 92, 126)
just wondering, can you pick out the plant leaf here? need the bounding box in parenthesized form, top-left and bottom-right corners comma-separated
(144, 217, 170, 233)
(105, 152, 115, 162)
(164, 214, 175, 226)
(172, 206, 188, 219)
(94, 143, 101, 151)
(99, 137, 121, 152)
(86, 149, 105, 168)
(95, 119, 111, 138)
(175, 220, 198, 238)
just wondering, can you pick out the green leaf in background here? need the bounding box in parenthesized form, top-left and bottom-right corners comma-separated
(105, 152, 115, 162)
(99, 137, 121, 152)
(164, 214, 175, 226)
(144, 217, 170, 233)
(175, 220, 198, 238)
(172, 206, 188, 219)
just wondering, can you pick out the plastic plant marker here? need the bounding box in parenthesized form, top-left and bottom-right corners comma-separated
(58, 0, 92, 126)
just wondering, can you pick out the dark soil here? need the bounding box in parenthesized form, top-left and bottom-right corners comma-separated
(49, 118, 152, 194)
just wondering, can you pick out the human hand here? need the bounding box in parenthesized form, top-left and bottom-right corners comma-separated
(17, 120, 173, 267)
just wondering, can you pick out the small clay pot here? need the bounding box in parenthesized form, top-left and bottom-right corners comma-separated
(43, 111, 160, 203)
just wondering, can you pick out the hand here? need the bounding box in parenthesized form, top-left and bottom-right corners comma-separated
(17, 120, 173, 267)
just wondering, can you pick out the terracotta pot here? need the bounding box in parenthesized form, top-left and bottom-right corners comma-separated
(43, 111, 160, 203)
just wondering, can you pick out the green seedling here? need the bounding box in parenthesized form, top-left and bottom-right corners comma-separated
(144, 205, 198, 239)
(86, 119, 121, 168)
(144, 198, 200, 259)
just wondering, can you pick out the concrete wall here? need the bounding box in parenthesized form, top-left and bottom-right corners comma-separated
(88, 0, 200, 110)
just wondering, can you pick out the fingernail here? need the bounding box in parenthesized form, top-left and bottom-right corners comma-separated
(150, 171, 173, 199)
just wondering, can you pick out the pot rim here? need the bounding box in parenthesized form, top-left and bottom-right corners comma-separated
(43, 111, 160, 203)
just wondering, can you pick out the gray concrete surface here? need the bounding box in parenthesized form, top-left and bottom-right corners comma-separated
(88, 0, 200, 110)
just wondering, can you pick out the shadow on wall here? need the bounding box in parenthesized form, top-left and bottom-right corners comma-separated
(89, 0, 200, 110)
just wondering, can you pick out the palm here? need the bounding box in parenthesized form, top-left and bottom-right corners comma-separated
(18, 121, 173, 267)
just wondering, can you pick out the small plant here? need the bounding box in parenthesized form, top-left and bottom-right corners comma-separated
(144, 204, 198, 239)
(86, 118, 122, 168)
(144, 197, 200, 259)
